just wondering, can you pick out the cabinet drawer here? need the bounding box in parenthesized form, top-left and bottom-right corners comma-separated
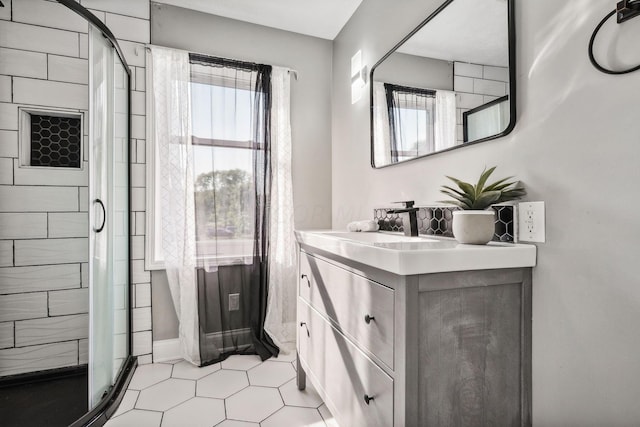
(299, 252, 395, 368)
(298, 299, 393, 427)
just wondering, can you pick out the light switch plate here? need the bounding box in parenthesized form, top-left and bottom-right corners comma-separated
(518, 202, 546, 243)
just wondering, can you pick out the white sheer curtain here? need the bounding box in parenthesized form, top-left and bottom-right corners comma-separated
(264, 66, 297, 354)
(435, 89, 458, 151)
(149, 46, 201, 365)
(373, 82, 392, 166)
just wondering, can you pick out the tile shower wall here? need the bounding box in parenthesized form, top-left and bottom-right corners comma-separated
(453, 61, 509, 144)
(0, 0, 152, 376)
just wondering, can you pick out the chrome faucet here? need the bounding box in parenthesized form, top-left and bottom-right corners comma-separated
(386, 201, 419, 237)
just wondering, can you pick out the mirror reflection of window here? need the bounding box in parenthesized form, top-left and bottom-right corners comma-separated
(463, 95, 510, 143)
(385, 84, 435, 162)
(381, 84, 458, 164)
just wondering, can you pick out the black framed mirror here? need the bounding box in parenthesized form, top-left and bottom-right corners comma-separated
(370, 0, 515, 168)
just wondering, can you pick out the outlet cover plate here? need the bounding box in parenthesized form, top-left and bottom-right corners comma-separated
(229, 293, 240, 311)
(518, 201, 546, 243)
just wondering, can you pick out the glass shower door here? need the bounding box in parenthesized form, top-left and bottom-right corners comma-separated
(88, 25, 130, 409)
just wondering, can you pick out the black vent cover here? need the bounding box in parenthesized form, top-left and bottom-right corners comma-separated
(30, 114, 81, 168)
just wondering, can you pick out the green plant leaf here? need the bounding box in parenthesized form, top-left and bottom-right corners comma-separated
(446, 176, 475, 197)
(497, 188, 526, 203)
(484, 176, 514, 192)
(475, 166, 496, 196)
(439, 190, 473, 208)
(441, 185, 468, 198)
(472, 190, 501, 210)
(441, 167, 525, 210)
(486, 181, 517, 192)
(439, 199, 470, 209)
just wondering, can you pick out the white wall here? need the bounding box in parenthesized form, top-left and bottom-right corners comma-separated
(332, 0, 640, 425)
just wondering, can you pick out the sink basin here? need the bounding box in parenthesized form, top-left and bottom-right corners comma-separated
(322, 231, 438, 244)
(295, 229, 537, 275)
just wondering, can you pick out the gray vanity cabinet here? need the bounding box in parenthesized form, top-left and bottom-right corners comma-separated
(296, 247, 532, 427)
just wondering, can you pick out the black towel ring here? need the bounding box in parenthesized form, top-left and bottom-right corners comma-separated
(589, 5, 640, 75)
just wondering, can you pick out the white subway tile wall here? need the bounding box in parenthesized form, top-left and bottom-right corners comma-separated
(79, 338, 89, 364)
(48, 288, 90, 316)
(0, 102, 18, 129)
(0, 240, 12, 267)
(13, 160, 89, 186)
(0, 75, 9, 103)
(0, 213, 48, 239)
(133, 330, 152, 356)
(13, 77, 89, 110)
(48, 212, 89, 238)
(0, 341, 78, 376)
(0, 321, 14, 349)
(0, 0, 152, 376)
(12, 0, 89, 33)
(0, 21, 80, 56)
(0, 186, 79, 212)
(80, 0, 151, 20)
(453, 61, 509, 144)
(0, 293, 49, 322)
(0, 130, 19, 158)
(0, 156, 13, 184)
(15, 313, 89, 347)
(0, 264, 80, 294)
(0, 47, 48, 79)
(48, 55, 89, 85)
(135, 283, 151, 308)
(133, 307, 152, 332)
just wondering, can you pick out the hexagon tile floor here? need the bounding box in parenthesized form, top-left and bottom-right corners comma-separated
(103, 353, 339, 427)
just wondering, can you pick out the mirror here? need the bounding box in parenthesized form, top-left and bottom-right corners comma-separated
(370, 0, 515, 168)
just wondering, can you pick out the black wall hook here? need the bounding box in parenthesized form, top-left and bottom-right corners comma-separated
(617, 0, 640, 23)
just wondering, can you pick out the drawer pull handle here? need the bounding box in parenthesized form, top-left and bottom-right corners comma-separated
(301, 274, 310, 287)
(364, 394, 375, 405)
(364, 314, 375, 324)
(299, 321, 310, 337)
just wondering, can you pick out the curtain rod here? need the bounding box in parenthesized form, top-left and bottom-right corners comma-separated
(142, 44, 299, 80)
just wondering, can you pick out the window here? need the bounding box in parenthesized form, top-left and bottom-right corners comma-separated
(385, 84, 436, 163)
(146, 54, 268, 270)
(190, 63, 265, 268)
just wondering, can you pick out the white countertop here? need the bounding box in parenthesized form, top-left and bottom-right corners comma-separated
(295, 230, 537, 275)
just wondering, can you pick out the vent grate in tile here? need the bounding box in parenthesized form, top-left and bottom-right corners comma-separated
(30, 114, 81, 168)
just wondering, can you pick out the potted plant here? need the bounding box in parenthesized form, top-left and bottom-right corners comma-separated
(440, 166, 526, 244)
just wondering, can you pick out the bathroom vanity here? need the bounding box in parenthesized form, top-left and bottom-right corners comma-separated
(295, 231, 536, 427)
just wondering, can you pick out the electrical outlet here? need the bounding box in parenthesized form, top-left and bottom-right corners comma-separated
(229, 293, 240, 311)
(518, 202, 546, 243)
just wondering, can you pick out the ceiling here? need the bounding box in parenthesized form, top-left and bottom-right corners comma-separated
(398, 0, 509, 67)
(155, 0, 364, 40)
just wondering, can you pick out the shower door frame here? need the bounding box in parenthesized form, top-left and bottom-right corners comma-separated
(54, 1, 137, 426)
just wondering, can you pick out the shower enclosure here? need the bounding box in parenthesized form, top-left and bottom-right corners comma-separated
(0, 1, 135, 426)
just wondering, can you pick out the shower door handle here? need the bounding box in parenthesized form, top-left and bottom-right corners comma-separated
(94, 199, 106, 233)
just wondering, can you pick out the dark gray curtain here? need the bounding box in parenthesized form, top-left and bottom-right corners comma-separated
(189, 53, 279, 366)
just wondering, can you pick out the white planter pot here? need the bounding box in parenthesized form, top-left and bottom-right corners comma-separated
(452, 210, 496, 245)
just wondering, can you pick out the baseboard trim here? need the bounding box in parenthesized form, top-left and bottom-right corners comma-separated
(153, 338, 181, 362)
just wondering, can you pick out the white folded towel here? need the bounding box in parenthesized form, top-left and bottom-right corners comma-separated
(347, 220, 380, 232)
